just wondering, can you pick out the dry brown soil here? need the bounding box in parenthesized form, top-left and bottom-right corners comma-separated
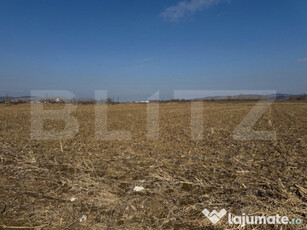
(0, 101, 306, 229)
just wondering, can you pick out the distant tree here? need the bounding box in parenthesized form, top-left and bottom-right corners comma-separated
(107, 98, 113, 104)
(17, 99, 25, 104)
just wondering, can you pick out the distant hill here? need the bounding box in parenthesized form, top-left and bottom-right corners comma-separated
(0, 93, 306, 103)
(0, 96, 36, 102)
(201, 93, 294, 101)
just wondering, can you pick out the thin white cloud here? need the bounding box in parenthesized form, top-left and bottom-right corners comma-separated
(135, 57, 153, 70)
(161, 0, 221, 21)
(298, 57, 307, 63)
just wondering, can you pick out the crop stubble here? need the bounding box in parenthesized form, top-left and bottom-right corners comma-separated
(0, 101, 306, 229)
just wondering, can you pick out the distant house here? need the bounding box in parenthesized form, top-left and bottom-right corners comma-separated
(135, 100, 149, 103)
(54, 97, 61, 103)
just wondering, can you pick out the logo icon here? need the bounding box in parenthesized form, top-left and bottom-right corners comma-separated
(202, 209, 227, 224)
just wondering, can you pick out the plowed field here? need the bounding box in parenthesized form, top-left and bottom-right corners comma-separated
(0, 101, 306, 229)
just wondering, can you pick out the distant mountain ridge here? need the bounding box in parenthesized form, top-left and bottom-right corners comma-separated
(0, 93, 306, 102)
(200, 93, 294, 101)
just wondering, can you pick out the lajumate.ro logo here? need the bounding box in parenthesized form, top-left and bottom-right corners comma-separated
(202, 208, 303, 227)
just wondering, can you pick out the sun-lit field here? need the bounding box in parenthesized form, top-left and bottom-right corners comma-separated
(0, 101, 306, 229)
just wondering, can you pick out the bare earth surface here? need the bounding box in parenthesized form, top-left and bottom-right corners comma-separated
(0, 102, 306, 229)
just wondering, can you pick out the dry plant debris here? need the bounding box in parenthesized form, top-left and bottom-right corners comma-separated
(0, 101, 306, 229)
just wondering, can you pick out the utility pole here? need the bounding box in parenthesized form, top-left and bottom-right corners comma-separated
(5, 93, 10, 104)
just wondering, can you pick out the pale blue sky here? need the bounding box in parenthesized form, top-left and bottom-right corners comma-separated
(0, 0, 306, 101)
